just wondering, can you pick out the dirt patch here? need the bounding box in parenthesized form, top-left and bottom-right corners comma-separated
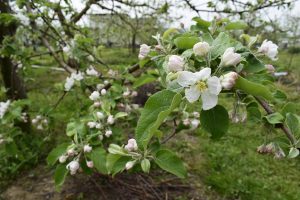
(0, 165, 214, 200)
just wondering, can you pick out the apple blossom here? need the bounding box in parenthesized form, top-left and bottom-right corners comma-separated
(59, 155, 68, 163)
(67, 148, 76, 156)
(265, 64, 275, 73)
(96, 112, 104, 119)
(177, 67, 222, 110)
(101, 89, 107, 95)
(89, 91, 100, 101)
(124, 138, 138, 152)
(258, 40, 278, 60)
(193, 112, 200, 118)
(107, 115, 115, 124)
(66, 160, 80, 175)
(104, 80, 109, 85)
(87, 121, 97, 128)
(83, 144, 92, 153)
(125, 161, 135, 170)
(70, 72, 84, 81)
(86, 66, 99, 76)
(138, 44, 151, 60)
(105, 130, 112, 137)
(64, 77, 74, 91)
(193, 42, 210, 56)
(167, 55, 184, 72)
(86, 161, 94, 168)
(93, 101, 101, 107)
(220, 72, 238, 89)
(37, 124, 43, 130)
(191, 119, 200, 129)
(183, 119, 190, 126)
(221, 47, 241, 66)
(95, 123, 102, 129)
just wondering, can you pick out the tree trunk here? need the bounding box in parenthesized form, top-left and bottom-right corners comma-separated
(0, 0, 30, 132)
(131, 32, 137, 53)
(0, 0, 27, 100)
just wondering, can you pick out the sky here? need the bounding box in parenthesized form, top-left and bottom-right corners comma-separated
(69, 0, 300, 28)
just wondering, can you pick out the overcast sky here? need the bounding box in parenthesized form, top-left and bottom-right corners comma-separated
(69, 0, 300, 28)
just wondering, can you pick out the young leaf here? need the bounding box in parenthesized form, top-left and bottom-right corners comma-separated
(54, 164, 68, 191)
(154, 149, 187, 178)
(264, 112, 284, 124)
(47, 143, 69, 166)
(287, 147, 299, 159)
(200, 105, 229, 139)
(135, 90, 182, 148)
(174, 36, 200, 49)
(141, 158, 151, 173)
(285, 113, 299, 135)
(106, 154, 131, 176)
(87, 147, 107, 174)
(133, 74, 157, 88)
(225, 21, 248, 30)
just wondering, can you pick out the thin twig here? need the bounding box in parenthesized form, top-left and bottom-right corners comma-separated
(255, 96, 296, 144)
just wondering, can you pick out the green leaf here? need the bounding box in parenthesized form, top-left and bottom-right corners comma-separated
(162, 28, 179, 40)
(264, 112, 284, 124)
(281, 103, 298, 116)
(54, 164, 68, 191)
(114, 112, 128, 119)
(287, 147, 299, 158)
(200, 105, 229, 139)
(135, 90, 182, 148)
(141, 158, 151, 173)
(174, 36, 200, 49)
(192, 17, 211, 28)
(247, 106, 261, 123)
(154, 149, 186, 178)
(225, 21, 248, 30)
(87, 147, 107, 174)
(47, 143, 69, 166)
(242, 53, 265, 73)
(133, 74, 157, 89)
(106, 154, 130, 176)
(285, 113, 299, 135)
(66, 122, 76, 136)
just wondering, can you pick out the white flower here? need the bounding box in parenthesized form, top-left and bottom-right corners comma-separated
(43, 119, 48, 124)
(66, 160, 80, 175)
(101, 89, 107, 95)
(36, 115, 42, 120)
(220, 72, 238, 90)
(86, 161, 94, 168)
(67, 148, 76, 156)
(183, 119, 190, 126)
(59, 155, 68, 163)
(167, 55, 184, 72)
(84, 144, 92, 153)
(138, 44, 151, 60)
(104, 80, 109, 85)
(258, 40, 278, 60)
(107, 115, 115, 124)
(93, 101, 101, 107)
(193, 112, 200, 118)
(105, 130, 112, 137)
(124, 138, 138, 152)
(86, 66, 99, 76)
(191, 119, 200, 129)
(89, 91, 100, 101)
(221, 47, 241, 66)
(37, 125, 43, 130)
(87, 121, 97, 128)
(131, 91, 138, 97)
(96, 84, 104, 90)
(125, 161, 135, 170)
(193, 42, 210, 56)
(123, 88, 131, 97)
(98, 135, 103, 141)
(177, 68, 221, 110)
(95, 123, 102, 129)
(63, 45, 70, 54)
(265, 64, 275, 73)
(64, 77, 74, 91)
(96, 112, 104, 119)
(70, 72, 84, 81)
(31, 118, 38, 124)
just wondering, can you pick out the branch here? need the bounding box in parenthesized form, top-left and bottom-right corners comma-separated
(255, 96, 296, 144)
(71, 0, 98, 23)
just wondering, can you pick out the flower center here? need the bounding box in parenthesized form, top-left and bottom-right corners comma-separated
(196, 81, 207, 92)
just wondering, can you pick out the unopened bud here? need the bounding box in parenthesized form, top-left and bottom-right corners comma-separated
(221, 47, 241, 66)
(220, 72, 238, 90)
(193, 42, 210, 56)
(167, 55, 184, 72)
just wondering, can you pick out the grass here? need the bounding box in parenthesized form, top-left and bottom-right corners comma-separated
(1, 48, 300, 199)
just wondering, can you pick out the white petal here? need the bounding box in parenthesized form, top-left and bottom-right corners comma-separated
(185, 85, 201, 103)
(177, 71, 197, 87)
(207, 76, 222, 95)
(201, 92, 218, 110)
(195, 68, 211, 80)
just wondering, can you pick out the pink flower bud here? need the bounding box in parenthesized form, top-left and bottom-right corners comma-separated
(105, 130, 113, 137)
(124, 138, 138, 151)
(138, 44, 151, 60)
(84, 144, 92, 153)
(59, 155, 68, 163)
(66, 160, 80, 175)
(167, 55, 184, 72)
(265, 64, 275, 73)
(125, 161, 135, 170)
(86, 160, 94, 168)
(193, 42, 210, 56)
(220, 72, 238, 89)
(221, 48, 241, 66)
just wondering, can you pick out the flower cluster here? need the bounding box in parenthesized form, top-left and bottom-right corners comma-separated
(64, 72, 84, 91)
(32, 115, 48, 130)
(0, 100, 10, 119)
(182, 111, 200, 130)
